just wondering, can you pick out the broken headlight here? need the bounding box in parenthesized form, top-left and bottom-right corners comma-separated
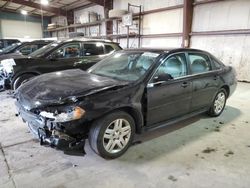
(1, 58, 16, 74)
(40, 106, 85, 122)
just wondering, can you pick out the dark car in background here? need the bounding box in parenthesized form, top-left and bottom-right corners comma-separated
(0, 40, 53, 58)
(15, 48, 237, 159)
(0, 39, 20, 51)
(1, 38, 122, 90)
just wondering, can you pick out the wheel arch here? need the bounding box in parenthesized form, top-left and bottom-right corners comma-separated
(221, 85, 230, 98)
(11, 72, 40, 89)
(94, 106, 144, 134)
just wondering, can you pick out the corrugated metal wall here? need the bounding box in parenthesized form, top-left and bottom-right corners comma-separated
(191, 1, 250, 81)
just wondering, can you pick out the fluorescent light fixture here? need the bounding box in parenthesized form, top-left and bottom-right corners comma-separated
(41, 0, 49, 5)
(21, 10, 27, 15)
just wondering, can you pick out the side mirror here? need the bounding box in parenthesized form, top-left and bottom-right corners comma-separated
(153, 73, 173, 83)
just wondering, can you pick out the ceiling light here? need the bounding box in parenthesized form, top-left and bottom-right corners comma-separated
(21, 10, 27, 15)
(41, 0, 49, 5)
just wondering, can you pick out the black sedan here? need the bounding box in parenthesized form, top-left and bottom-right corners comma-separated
(15, 48, 237, 159)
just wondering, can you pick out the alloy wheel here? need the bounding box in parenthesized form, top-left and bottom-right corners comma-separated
(214, 92, 226, 114)
(103, 118, 131, 154)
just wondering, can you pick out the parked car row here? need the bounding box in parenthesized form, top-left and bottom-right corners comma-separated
(0, 38, 122, 90)
(13, 46, 237, 158)
(0, 39, 54, 90)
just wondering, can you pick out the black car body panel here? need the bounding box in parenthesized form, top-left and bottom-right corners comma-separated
(17, 69, 128, 110)
(0, 53, 26, 61)
(15, 48, 237, 153)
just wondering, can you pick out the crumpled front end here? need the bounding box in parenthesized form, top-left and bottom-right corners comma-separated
(15, 100, 87, 155)
(0, 59, 15, 89)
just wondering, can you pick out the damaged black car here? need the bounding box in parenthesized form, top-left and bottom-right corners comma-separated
(15, 48, 237, 159)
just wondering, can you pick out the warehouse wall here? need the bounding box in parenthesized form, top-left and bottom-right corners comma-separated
(1, 19, 42, 38)
(113, 0, 183, 48)
(191, 0, 250, 81)
(0, 11, 49, 38)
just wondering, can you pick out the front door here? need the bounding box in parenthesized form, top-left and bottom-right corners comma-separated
(48, 42, 84, 71)
(146, 53, 192, 126)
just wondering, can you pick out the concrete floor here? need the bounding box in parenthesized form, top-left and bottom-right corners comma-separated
(0, 82, 250, 188)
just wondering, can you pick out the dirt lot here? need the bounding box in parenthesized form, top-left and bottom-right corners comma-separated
(0, 82, 250, 188)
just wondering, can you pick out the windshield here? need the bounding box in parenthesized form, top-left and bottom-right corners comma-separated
(1, 43, 21, 53)
(89, 51, 160, 81)
(29, 41, 60, 57)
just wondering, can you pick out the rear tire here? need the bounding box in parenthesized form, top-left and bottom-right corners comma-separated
(208, 88, 227, 117)
(12, 74, 35, 90)
(89, 111, 135, 159)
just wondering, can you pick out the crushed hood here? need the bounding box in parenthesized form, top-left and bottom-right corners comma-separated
(16, 69, 127, 110)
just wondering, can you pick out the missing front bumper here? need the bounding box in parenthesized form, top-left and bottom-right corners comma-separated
(38, 128, 86, 155)
(16, 101, 86, 155)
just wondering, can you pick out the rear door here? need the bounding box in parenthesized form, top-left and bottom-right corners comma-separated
(146, 53, 192, 126)
(187, 52, 220, 112)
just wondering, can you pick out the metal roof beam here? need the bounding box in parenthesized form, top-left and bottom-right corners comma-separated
(1, 0, 66, 16)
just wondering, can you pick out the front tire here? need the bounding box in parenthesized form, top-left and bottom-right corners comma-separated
(89, 111, 135, 159)
(208, 88, 227, 117)
(12, 74, 35, 90)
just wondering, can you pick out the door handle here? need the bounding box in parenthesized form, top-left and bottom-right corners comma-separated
(153, 81, 166, 87)
(213, 75, 219, 80)
(181, 82, 188, 88)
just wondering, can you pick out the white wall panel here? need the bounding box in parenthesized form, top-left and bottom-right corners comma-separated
(142, 37, 182, 48)
(114, 0, 183, 12)
(1, 19, 42, 38)
(193, 1, 250, 31)
(143, 9, 183, 34)
(117, 36, 182, 49)
(191, 35, 250, 81)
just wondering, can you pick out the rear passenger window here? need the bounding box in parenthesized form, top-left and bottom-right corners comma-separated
(84, 43, 104, 56)
(211, 57, 223, 69)
(105, 45, 114, 53)
(188, 53, 211, 74)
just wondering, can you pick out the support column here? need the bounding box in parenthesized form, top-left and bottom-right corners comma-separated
(0, 20, 2, 38)
(67, 10, 74, 33)
(182, 0, 194, 48)
(104, 0, 113, 36)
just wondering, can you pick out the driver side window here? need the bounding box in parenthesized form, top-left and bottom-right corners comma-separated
(153, 53, 187, 82)
(51, 43, 81, 59)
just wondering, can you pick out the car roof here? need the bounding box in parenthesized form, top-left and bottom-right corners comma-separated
(60, 37, 119, 44)
(121, 48, 209, 54)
